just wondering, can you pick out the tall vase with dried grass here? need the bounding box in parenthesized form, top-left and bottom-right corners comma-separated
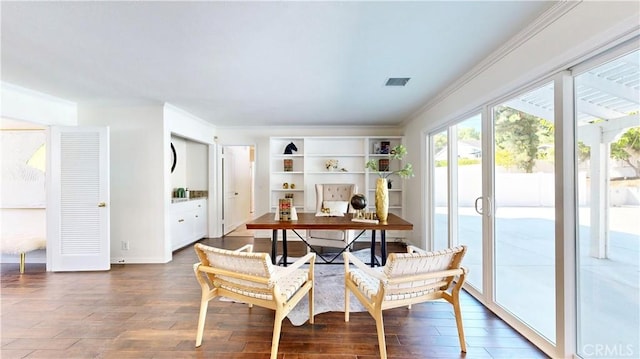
(365, 144, 414, 224)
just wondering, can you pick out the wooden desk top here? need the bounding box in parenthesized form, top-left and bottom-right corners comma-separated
(246, 212, 413, 231)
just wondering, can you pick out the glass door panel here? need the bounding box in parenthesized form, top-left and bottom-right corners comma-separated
(493, 81, 556, 342)
(575, 49, 639, 357)
(455, 115, 483, 292)
(432, 129, 449, 250)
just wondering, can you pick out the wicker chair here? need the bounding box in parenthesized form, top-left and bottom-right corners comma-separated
(343, 245, 468, 359)
(193, 243, 315, 359)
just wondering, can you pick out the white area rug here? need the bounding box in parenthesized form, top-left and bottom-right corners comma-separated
(286, 263, 367, 326)
(220, 249, 379, 326)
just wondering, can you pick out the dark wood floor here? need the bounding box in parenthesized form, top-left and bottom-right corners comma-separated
(1, 237, 548, 359)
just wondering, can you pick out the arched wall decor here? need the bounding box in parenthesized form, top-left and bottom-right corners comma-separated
(170, 142, 177, 173)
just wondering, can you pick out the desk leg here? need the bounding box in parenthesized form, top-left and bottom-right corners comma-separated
(271, 230, 277, 265)
(282, 229, 288, 267)
(370, 230, 376, 268)
(381, 230, 387, 266)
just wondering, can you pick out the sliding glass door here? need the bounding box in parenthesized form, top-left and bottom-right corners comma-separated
(429, 114, 483, 292)
(574, 48, 639, 358)
(428, 43, 639, 358)
(492, 82, 556, 343)
(432, 129, 449, 251)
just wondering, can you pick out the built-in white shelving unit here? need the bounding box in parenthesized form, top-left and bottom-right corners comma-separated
(269, 136, 406, 241)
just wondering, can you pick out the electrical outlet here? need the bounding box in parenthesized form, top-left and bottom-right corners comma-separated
(121, 241, 129, 250)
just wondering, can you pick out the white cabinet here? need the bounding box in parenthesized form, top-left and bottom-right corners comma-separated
(269, 136, 406, 240)
(171, 198, 207, 251)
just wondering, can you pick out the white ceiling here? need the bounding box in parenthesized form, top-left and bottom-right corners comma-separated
(1, 1, 556, 127)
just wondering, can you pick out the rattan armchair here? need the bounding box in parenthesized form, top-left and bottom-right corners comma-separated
(343, 245, 468, 359)
(193, 243, 315, 359)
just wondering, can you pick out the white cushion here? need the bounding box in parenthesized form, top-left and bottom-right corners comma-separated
(322, 200, 349, 214)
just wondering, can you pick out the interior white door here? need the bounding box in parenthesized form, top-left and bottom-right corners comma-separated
(48, 126, 110, 271)
(222, 145, 253, 235)
(222, 147, 236, 235)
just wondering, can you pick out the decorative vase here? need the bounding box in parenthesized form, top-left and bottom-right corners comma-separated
(375, 178, 389, 224)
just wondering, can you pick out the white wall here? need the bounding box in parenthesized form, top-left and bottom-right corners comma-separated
(170, 136, 208, 195)
(0, 83, 77, 265)
(78, 104, 168, 263)
(186, 141, 208, 191)
(402, 1, 640, 248)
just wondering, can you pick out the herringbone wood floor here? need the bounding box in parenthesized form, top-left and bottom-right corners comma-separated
(1, 237, 548, 358)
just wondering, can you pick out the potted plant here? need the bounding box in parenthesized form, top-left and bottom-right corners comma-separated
(365, 144, 414, 223)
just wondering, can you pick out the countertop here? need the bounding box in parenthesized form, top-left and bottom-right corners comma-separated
(171, 197, 207, 204)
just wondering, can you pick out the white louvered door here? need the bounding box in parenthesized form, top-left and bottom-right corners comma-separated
(48, 126, 110, 271)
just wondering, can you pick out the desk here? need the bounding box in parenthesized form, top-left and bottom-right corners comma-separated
(245, 212, 413, 267)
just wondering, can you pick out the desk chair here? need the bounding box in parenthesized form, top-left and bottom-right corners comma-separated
(306, 183, 358, 251)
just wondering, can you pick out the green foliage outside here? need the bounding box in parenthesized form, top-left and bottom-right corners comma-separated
(494, 106, 539, 172)
(433, 132, 447, 155)
(434, 158, 480, 167)
(610, 127, 640, 177)
(434, 106, 637, 178)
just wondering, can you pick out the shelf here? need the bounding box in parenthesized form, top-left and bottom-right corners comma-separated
(270, 136, 404, 218)
(306, 154, 365, 157)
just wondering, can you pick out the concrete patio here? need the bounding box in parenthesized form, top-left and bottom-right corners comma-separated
(437, 206, 639, 356)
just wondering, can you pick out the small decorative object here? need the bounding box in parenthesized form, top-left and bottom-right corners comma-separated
(170, 142, 177, 173)
(387, 179, 393, 189)
(283, 159, 293, 172)
(350, 194, 367, 219)
(279, 198, 293, 221)
(325, 159, 339, 171)
(282, 182, 289, 189)
(373, 142, 381, 154)
(380, 141, 391, 154)
(285, 193, 294, 199)
(365, 144, 414, 224)
(284, 142, 298, 154)
(290, 183, 295, 189)
(375, 178, 389, 223)
(340, 168, 348, 172)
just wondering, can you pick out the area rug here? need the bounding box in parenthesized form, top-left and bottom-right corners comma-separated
(286, 263, 367, 326)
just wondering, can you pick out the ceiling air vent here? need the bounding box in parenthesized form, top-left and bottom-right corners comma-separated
(385, 77, 410, 86)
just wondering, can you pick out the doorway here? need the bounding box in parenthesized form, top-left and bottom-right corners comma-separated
(222, 145, 255, 235)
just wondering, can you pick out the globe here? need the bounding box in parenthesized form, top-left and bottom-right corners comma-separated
(350, 194, 367, 211)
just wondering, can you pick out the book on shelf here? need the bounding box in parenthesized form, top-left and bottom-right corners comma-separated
(378, 158, 390, 171)
(283, 159, 293, 172)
